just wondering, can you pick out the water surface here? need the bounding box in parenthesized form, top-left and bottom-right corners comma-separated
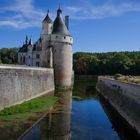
(22, 79, 121, 140)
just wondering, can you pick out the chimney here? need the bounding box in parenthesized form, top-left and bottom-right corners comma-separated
(65, 16, 69, 30)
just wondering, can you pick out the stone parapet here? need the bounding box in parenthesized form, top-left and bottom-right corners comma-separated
(96, 76, 140, 135)
(0, 66, 54, 110)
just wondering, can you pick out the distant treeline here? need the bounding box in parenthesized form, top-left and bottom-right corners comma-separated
(73, 52, 140, 75)
(0, 48, 140, 75)
(0, 48, 18, 64)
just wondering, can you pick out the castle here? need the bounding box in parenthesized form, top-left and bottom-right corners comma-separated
(18, 7, 73, 88)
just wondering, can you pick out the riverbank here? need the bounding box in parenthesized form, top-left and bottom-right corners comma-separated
(0, 93, 58, 140)
(0, 95, 58, 120)
(96, 76, 140, 135)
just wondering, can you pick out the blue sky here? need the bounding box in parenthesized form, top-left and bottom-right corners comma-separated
(0, 0, 140, 52)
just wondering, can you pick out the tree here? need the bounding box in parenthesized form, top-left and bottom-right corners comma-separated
(73, 51, 140, 75)
(0, 48, 18, 64)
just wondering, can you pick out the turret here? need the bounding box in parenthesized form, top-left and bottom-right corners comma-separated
(28, 38, 33, 52)
(42, 10, 53, 35)
(51, 7, 73, 89)
(41, 10, 53, 67)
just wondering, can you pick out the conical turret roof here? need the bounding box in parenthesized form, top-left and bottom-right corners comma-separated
(52, 8, 70, 35)
(43, 10, 53, 23)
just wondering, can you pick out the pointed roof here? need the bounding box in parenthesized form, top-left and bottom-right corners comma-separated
(18, 44, 28, 52)
(29, 38, 32, 45)
(43, 10, 53, 23)
(25, 35, 28, 45)
(52, 7, 70, 35)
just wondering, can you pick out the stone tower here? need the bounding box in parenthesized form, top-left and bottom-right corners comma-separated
(51, 8, 73, 88)
(42, 10, 53, 35)
(41, 10, 53, 67)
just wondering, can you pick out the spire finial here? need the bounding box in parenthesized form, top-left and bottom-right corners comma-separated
(59, 4, 61, 9)
(57, 4, 62, 16)
(47, 9, 49, 15)
(25, 35, 28, 45)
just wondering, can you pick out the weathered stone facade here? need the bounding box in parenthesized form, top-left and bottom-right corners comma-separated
(0, 65, 54, 110)
(18, 8, 73, 88)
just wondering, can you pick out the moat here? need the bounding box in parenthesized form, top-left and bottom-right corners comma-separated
(18, 78, 139, 140)
(0, 78, 139, 140)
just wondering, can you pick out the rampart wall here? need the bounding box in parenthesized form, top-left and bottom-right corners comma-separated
(0, 65, 54, 110)
(96, 77, 140, 135)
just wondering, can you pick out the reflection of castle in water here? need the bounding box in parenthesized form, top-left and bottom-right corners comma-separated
(40, 90, 72, 140)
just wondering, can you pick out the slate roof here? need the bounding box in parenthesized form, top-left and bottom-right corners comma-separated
(18, 44, 28, 53)
(52, 8, 70, 35)
(43, 13, 53, 23)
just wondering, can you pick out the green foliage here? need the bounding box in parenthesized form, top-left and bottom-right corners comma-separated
(0, 96, 58, 120)
(73, 51, 140, 75)
(0, 48, 18, 64)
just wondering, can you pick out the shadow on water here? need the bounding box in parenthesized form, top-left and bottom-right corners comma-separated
(0, 78, 140, 140)
(99, 94, 140, 140)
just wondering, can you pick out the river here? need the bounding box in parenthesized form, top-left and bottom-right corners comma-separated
(21, 79, 123, 140)
(0, 78, 137, 139)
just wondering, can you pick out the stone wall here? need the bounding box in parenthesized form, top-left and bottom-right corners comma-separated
(0, 65, 54, 110)
(96, 77, 140, 135)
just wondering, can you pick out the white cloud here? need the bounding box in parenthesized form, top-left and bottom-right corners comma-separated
(0, 0, 140, 29)
(0, 0, 45, 29)
(64, 1, 140, 20)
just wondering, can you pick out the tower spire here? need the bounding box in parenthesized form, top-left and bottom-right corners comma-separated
(59, 3, 61, 9)
(43, 9, 52, 23)
(47, 9, 49, 16)
(29, 37, 32, 45)
(57, 4, 62, 16)
(25, 35, 28, 45)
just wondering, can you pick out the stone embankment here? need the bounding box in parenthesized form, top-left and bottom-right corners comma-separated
(96, 76, 140, 135)
(0, 65, 54, 110)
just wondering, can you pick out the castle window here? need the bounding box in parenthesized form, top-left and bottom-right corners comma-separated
(64, 36, 66, 39)
(23, 56, 25, 63)
(56, 36, 58, 39)
(29, 56, 30, 59)
(20, 56, 22, 63)
(36, 54, 40, 59)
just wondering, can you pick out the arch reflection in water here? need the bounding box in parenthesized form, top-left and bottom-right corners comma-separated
(40, 90, 72, 140)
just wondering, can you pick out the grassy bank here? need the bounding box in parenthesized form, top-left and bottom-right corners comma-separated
(0, 96, 58, 120)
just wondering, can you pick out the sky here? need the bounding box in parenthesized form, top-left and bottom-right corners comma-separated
(0, 0, 140, 52)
